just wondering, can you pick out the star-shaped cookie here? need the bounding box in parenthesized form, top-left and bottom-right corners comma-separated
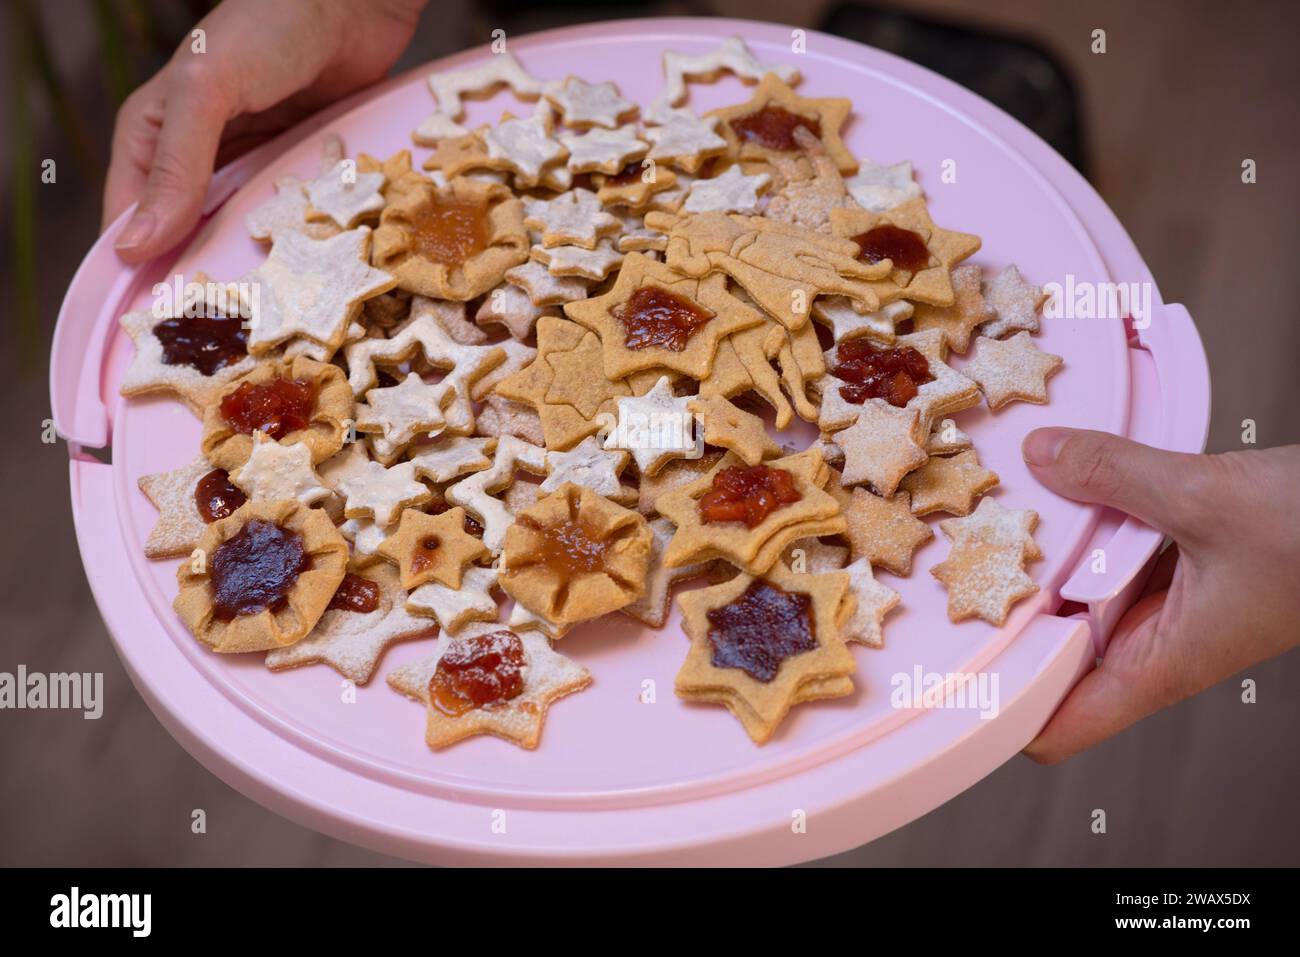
(304, 160, 386, 229)
(476, 281, 549, 340)
(708, 73, 856, 174)
(504, 260, 590, 306)
(657, 447, 846, 575)
(544, 76, 638, 128)
(675, 563, 855, 744)
(911, 264, 994, 353)
(939, 497, 1042, 562)
(828, 197, 981, 307)
(387, 622, 590, 750)
(241, 226, 396, 355)
(353, 372, 450, 463)
(812, 298, 911, 346)
(405, 563, 501, 634)
(686, 395, 782, 465)
(964, 331, 1063, 409)
(245, 175, 341, 243)
(843, 158, 922, 212)
(524, 188, 621, 249)
(137, 455, 224, 559)
(530, 239, 624, 280)
(931, 540, 1038, 626)
(839, 557, 900, 647)
(376, 506, 489, 589)
(818, 328, 980, 435)
(483, 112, 567, 187)
(647, 35, 800, 122)
(265, 564, 436, 683)
(643, 109, 728, 173)
(980, 265, 1047, 338)
(339, 516, 389, 566)
(342, 302, 506, 397)
(830, 483, 933, 576)
(559, 125, 647, 174)
(683, 164, 771, 214)
(408, 436, 495, 484)
(414, 50, 546, 146)
(336, 459, 431, 527)
(228, 431, 331, 506)
(603, 375, 701, 476)
(899, 450, 999, 516)
(564, 253, 765, 380)
(539, 435, 634, 505)
(118, 300, 257, 414)
(834, 399, 928, 495)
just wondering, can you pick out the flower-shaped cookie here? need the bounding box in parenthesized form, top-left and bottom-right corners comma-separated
(200, 356, 353, 471)
(499, 483, 653, 636)
(657, 447, 846, 575)
(173, 499, 348, 654)
(563, 253, 765, 380)
(675, 562, 855, 744)
(372, 177, 529, 301)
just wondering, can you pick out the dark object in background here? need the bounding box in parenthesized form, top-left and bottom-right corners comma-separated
(822, 4, 1088, 175)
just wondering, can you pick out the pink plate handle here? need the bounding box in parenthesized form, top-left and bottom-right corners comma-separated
(1059, 302, 1210, 655)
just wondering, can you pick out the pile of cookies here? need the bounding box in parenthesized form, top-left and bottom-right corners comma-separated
(125, 37, 1063, 748)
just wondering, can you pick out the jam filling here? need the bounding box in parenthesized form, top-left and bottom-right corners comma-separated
(533, 519, 611, 575)
(327, 573, 380, 614)
(209, 519, 312, 621)
(429, 630, 526, 716)
(706, 580, 816, 682)
(835, 339, 934, 408)
(155, 312, 248, 376)
(728, 105, 822, 151)
(698, 465, 802, 528)
(613, 285, 715, 352)
(409, 196, 488, 264)
(194, 468, 247, 523)
(606, 160, 645, 186)
(409, 535, 441, 577)
(219, 376, 316, 440)
(851, 225, 930, 272)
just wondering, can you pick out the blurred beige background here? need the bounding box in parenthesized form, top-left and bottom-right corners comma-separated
(1, 0, 1296, 866)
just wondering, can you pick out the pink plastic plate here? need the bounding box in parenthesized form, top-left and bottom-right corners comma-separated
(53, 18, 1209, 865)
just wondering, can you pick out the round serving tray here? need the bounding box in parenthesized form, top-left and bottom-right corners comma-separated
(52, 18, 1209, 864)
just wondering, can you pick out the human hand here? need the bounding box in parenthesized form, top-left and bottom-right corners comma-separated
(1020, 428, 1300, 763)
(104, 0, 426, 262)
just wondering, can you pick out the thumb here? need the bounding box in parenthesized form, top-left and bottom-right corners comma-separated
(114, 58, 231, 263)
(1022, 589, 1171, 763)
(1021, 427, 1207, 541)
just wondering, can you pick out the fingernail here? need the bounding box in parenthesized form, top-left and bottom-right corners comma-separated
(1023, 428, 1070, 467)
(115, 212, 156, 250)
